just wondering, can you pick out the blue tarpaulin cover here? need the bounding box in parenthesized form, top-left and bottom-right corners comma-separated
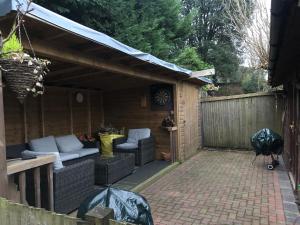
(0, 0, 211, 84)
(77, 187, 154, 225)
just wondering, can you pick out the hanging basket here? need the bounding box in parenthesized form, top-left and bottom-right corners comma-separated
(0, 55, 49, 103)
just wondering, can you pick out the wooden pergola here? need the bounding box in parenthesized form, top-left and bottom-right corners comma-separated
(0, 2, 209, 199)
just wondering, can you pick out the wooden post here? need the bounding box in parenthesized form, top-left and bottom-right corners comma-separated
(0, 70, 8, 197)
(46, 164, 54, 211)
(40, 95, 45, 136)
(23, 100, 28, 142)
(87, 91, 91, 136)
(173, 83, 180, 161)
(100, 92, 105, 127)
(69, 91, 73, 134)
(18, 172, 26, 204)
(85, 206, 114, 225)
(33, 167, 41, 207)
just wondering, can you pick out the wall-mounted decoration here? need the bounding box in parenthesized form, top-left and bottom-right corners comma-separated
(150, 84, 173, 111)
(75, 92, 84, 103)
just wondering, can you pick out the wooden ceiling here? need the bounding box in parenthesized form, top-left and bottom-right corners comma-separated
(45, 60, 157, 91)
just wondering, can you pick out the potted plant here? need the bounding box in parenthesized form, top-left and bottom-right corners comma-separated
(0, 33, 50, 103)
(0, 0, 50, 103)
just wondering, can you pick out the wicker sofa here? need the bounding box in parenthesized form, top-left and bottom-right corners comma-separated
(113, 128, 155, 166)
(6, 134, 136, 213)
(6, 136, 100, 214)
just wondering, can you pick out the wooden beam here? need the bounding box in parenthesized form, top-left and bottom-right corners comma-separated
(23, 40, 176, 84)
(44, 32, 68, 41)
(0, 71, 7, 198)
(200, 92, 277, 103)
(7, 155, 56, 175)
(48, 66, 83, 77)
(48, 71, 105, 83)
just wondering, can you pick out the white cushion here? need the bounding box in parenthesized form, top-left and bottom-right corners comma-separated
(21, 150, 64, 170)
(127, 128, 150, 144)
(117, 143, 138, 150)
(29, 136, 59, 153)
(59, 153, 80, 162)
(55, 135, 83, 153)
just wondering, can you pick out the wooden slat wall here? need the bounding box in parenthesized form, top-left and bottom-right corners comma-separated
(44, 87, 70, 136)
(4, 91, 24, 145)
(90, 91, 104, 133)
(103, 87, 170, 159)
(176, 82, 200, 160)
(4, 87, 103, 146)
(201, 93, 284, 149)
(26, 96, 43, 141)
(72, 91, 88, 136)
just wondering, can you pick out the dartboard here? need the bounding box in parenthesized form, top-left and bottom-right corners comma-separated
(153, 88, 171, 106)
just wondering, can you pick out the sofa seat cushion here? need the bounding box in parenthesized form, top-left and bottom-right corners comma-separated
(116, 143, 138, 150)
(21, 150, 64, 170)
(127, 128, 150, 144)
(55, 135, 84, 153)
(29, 136, 59, 153)
(60, 153, 80, 162)
(68, 148, 99, 157)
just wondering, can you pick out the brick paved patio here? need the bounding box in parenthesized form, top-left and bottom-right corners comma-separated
(141, 150, 299, 225)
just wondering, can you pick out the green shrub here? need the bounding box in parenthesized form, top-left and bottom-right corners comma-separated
(1, 33, 23, 58)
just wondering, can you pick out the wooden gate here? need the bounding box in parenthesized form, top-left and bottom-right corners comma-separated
(200, 92, 284, 149)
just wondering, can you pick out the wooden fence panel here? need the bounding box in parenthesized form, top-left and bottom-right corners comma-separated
(0, 197, 136, 225)
(0, 197, 82, 225)
(200, 92, 284, 149)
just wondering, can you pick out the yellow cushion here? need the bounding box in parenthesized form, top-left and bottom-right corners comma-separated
(100, 134, 124, 156)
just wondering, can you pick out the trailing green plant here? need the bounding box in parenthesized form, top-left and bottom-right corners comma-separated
(1, 33, 23, 58)
(0, 32, 50, 103)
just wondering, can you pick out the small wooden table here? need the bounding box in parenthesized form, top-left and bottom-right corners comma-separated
(7, 155, 56, 210)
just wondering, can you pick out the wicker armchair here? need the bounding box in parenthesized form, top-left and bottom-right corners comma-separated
(113, 129, 155, 166)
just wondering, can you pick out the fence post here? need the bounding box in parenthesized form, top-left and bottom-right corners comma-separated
(84, 206, 114, 225)
(0, 70, 8, 198)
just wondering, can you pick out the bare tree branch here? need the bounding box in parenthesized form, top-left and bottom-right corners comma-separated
(223, 0, 270, 69)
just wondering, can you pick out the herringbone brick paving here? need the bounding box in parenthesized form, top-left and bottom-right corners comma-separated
(141, 151, 290, 225)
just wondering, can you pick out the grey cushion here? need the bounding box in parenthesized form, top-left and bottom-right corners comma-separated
(127, 128, 151, 144)
(68, 148, 99, 158)
(117, 143, 138, 150)
(29, 136, 59, 153)
(55, 135, 84, 153)
(76, 148, 99, 157)
(59, 153, 80, 162)
(21, 150, 64, 170)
